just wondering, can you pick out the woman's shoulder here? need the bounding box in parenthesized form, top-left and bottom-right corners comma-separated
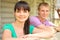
(30, 25, 34, 27)
(3, 23, 12, 28)
(3, 23, 12, 26)
(29, 25, 35, 34)
(2, 23, 13, 31)
(30, 25, 35, 29)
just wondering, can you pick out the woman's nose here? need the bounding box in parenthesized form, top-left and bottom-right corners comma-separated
(20, 11, 24, 15)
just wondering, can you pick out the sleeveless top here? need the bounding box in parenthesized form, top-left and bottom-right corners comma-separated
(2, 23, 34, 38)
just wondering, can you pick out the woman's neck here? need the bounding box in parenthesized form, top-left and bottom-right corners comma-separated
(13, 20, 25, 29)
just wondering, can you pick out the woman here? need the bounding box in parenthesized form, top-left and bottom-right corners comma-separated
(2, 1, 56, 40)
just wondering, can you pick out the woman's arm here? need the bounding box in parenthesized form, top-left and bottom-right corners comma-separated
(2, 29, 39, 40)
(2, 30, 26, 40)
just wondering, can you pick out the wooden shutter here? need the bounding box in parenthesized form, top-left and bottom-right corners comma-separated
(0, 0, 17, 39)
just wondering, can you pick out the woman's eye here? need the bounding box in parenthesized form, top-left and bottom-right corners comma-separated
(16, 9, 19, 12)
(24, 10, 27, 13)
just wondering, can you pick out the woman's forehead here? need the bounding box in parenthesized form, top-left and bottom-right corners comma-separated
(17, 7, 29, 11)
(16, 7, 27, 11)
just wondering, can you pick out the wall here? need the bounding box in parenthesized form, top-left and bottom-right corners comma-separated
(0, 0, 17, 40)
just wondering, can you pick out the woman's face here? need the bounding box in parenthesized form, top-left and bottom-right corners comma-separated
(15, 8, 29, 22)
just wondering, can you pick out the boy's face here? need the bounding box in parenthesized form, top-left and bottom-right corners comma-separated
(38, 6, 50, 19)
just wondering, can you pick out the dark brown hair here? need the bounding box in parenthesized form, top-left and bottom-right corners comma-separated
(14, 1, 30, 35)
(38, 2, 49, 10)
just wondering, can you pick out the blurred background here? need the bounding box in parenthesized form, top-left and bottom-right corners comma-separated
(0, 0, 60, 40)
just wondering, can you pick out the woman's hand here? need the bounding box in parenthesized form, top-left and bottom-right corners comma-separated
(19, 35, 40, 40)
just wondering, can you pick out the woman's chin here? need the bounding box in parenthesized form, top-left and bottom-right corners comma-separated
(19, 20, 26, 22)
